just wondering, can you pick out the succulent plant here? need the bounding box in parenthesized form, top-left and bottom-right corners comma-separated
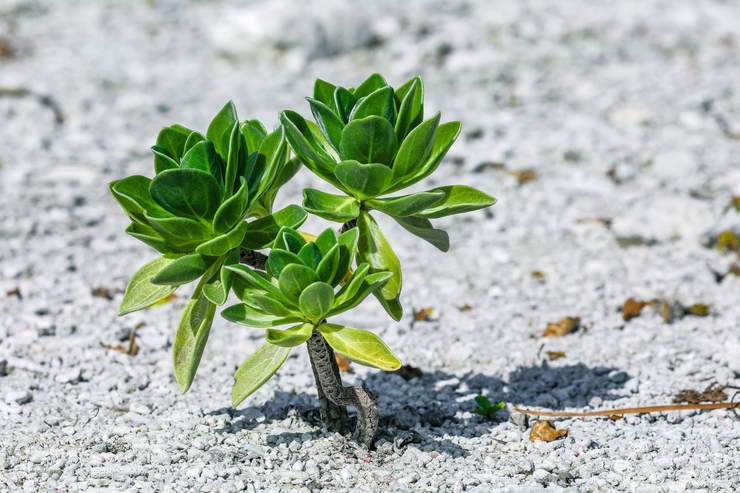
(280, 73, 495, 320)
(222, 226, 400, 406)
(110, 102, 304, 391)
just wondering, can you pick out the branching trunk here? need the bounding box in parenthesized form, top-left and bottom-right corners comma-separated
(306, 331, 379, 448)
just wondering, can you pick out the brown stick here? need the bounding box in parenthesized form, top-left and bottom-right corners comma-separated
(515, 402, 740, 418)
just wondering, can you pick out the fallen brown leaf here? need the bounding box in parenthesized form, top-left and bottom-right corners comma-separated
(507, 169, 538, 186)
(575, 217, 613, 228)
(543, 317, 580, 337)
(622, 298, 648, 321)
(458, 303, 473, 312)
(729, 264, 740, 276)
(684, 303, 710, 317)
(730, 196, 740, 212)
(5, 287, 22, 299)
(335, 354, 353, 373)
(393, 364, 423, 380)
(716, 230, 739, 254)
(546, 351, 566, 361)
(529, 420, 568, 442)
(530, 270, 546, 282)
(673, 383, 727, 404)
(413, 307, 435, 322)
(91, 286, 114, 300)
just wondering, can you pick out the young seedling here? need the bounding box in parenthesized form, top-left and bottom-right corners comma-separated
(472, 395, 506, 419)
(111, 74, 496, 448)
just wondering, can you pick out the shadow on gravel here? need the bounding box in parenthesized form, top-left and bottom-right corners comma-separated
(207, 362, 629, 457)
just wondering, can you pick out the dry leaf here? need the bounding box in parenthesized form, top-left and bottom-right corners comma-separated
(529, 420, 568, 442)
(335, 354, 353, 373)
(103, 329, 139, 356)
(731, 196, 740, 212)
(622, 298, 648, 321)
(507, 169, 538, 186)
(575, 217, 613, 228)
(0, 38, 14, 59)
(673, 384, 727, 404)
(543, 317, 580, 337)
(413, 307, 435, 322)
(729, 263, 740, 276)
(546, 351, 566, 361)
(458, 303, 473, 312)
(530, 270, 546, 282)
(685, 303, 710, 317)
(91, 286, 114, 300)
(6, 287, 22, 299)
(716, 230, 739, 253)
(394, 364, 423, 380)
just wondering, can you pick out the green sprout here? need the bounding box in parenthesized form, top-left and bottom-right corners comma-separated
(280, 73, 495, 320)
(110, 74, 497, 447)
(472, 395, 506, 419)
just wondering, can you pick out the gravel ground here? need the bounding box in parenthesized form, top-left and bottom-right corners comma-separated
(2, 0, 740, 491)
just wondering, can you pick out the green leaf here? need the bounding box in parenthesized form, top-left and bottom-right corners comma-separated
(155, 125, 191, 163)
(307, 97, 344, 150)
(277, 227, 307, 254)
(152, 145, 180, 174)
(299, 282, 334, 323)
(375, 293, 403, 321)
(241, 205, 308, 250)
(231, 343, 291, 407)
(330, 269, 392, 316)
(203, 252, 238, 306)
(314, 228, 338, 255)
(125, 222, 172, 254)
(213, 178, 249, 234)
(302, 188, 360, 223)
(278, 264, 319, 301)
(334, 160, 392, 199)
(352, 73, 389, 99)
(109, 175, 169, 223)
(243, 292, 295, 317)
(266, 249, 303, 278)
(119, 257, 178, 315)
(313, 79, 337, 108)
(223, 121, 244, 195)
(173, 291, 217, 392)
(357, 211, 402, 300)
(297, 242, 322, 269)
(196, 222, 248, 257)
(390, 121, 461, 192)
(183, 131, 206, 155)
(413, 185, 496, 219)
(207, 101, 238, 160)
(366, 191, 444, 217)
(144, 214, 211, 251)
(333, 263, 369, 303)
(226, 265, 294, 306)
(316, 244, 340, 284)
(339, 116, 397, 166)
(350, 86, 395, 123)
(391, 113, 440, 182)
(333, 227, 360, 285)
(333, 87, 356, 123)
(394, 77, 424, 141)
(241, 120, 268, 154)
(318, 323, 401, 371)
(266, 323, 314, 348)
(151, 253, 215, 286)
(394, 216, 449, 252)
(280, 111, 341, 188)
(150, 168, 221, 220)
(180, 140, 222, 183)
(251, 156, 302, 217)
(222, 303, 302, 328)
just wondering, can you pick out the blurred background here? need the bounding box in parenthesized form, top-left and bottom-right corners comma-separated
(1, 0, 739, 490)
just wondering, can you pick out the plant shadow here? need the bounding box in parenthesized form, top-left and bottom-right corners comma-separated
(208, 361, 630, 456)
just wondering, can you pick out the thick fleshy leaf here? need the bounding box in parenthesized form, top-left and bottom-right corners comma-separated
(109, 176, 168, 223)
(375, 294, 403, 321)
(266, 249, 303, 278)
(150, 168, 221, 220)
(243, 293, 295, 317)
(180, 140, 221, 181)
(299, 281, 334, 323)
(280, 111, 341, 187)
(352, 73, 389, 99)
(391, 113, 440, 183)
(390, 121, 461, 192)
(394, 77, 424, 140)
(223, 121, 243, 195)
(307, 97, 344, 150)
(333, 227, 360, 285)
(350, 86, 395, 123)
(241, 205, 307, 250)
(318, 323, 401, 371)
(332, 263, 370, 306)
(125, 222, 172, 254)
(302, 188, 360, 223)
(330, 270, 393, 316)
(222, 303, 302, 328)
(202, 251, 239, 306)
(339, 116, 396, 166)
(333, 87, 356, 123)
(151, 253, 215, 286)
(173, 291, 216, 392)
(366, 191, 444, 217)
(413, 185, 496, 219)
(207, 101, 238, 160)
(278, 264, 319, 301)
(394, 216, 449, 252)
(314, 228, 338, 255)
(226, 265, 294, 306)
(231, 343, 290, 407)
(297, 243, 322, 269)
(252, 155, 301, 217)
(313, 79, 337, 108)
(276, 227, 307, 254)
(152, 145, 179, 174)
(213, 178, 249, 234)
(183, 131, 206, 155)
(245, 128, 282, 199)
(334, 160, 392, 199)
(196, 222, 248, 257)
(266, 323, 314, 348)
(241, 119, 268, 154)
(119, 257, 178, 315)
(316, 244, 340, 283)
(144, 214, 211, 250)
(357, 211, 402, 300)
(155, 125, 191, 162)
